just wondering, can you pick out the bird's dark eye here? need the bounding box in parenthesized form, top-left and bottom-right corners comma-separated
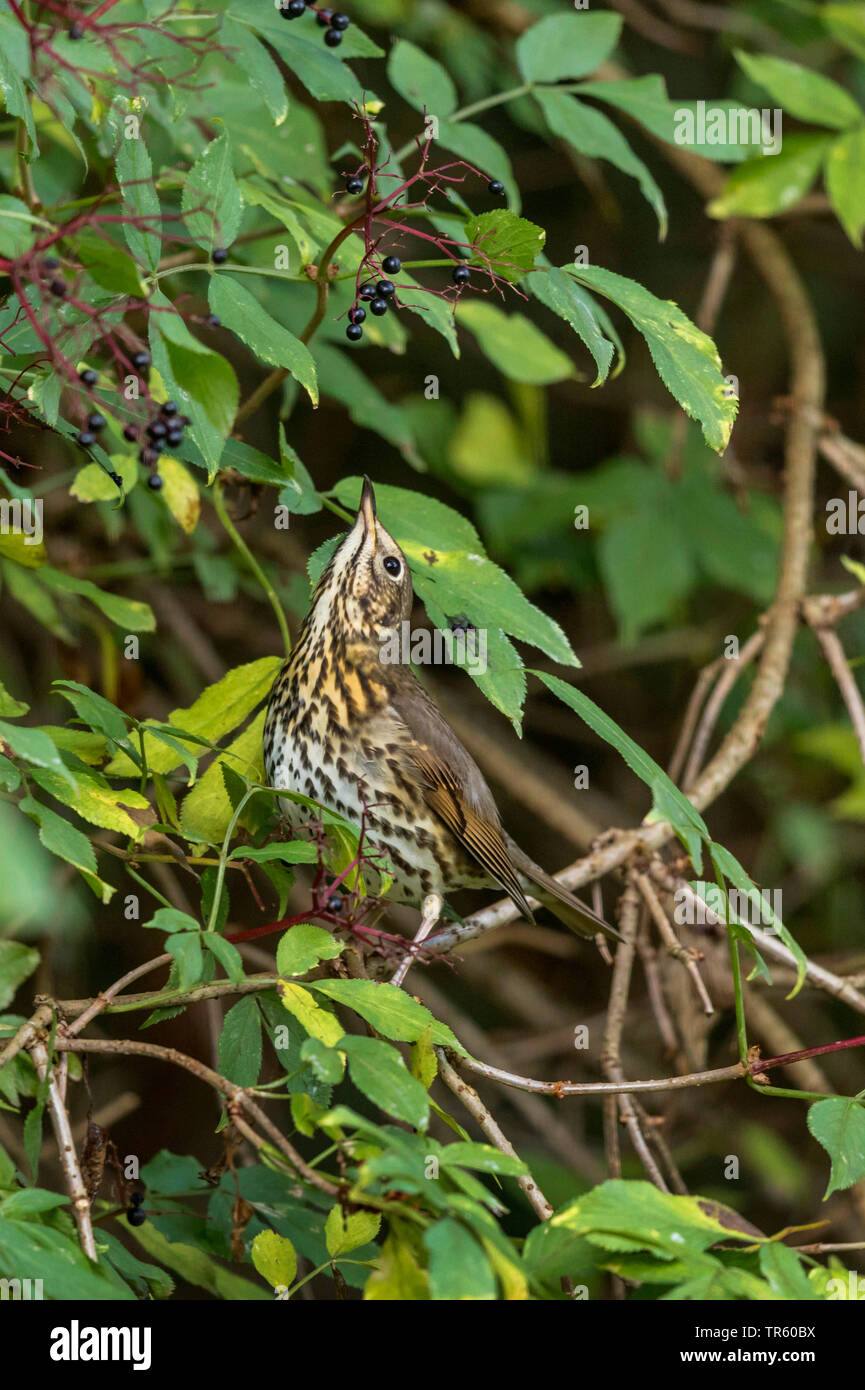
(383, 556, 401, 577)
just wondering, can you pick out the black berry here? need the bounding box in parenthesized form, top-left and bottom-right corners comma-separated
(324, 27, 342, 46)
(487, 179, 505, 196)
(42, 256, 60, 272)
(68, 21, 84, 39)
(161, 401, 178, 417)
(126, 1207, 147, 1226)
(452, 264, 470, 285)
(206, 313, 221, 327)
(147, 420, 168, 439)
(369, 297, 388, 316)
(49, 279, 66, 297)
(328, 895, 343, 912)
(349, 305, 366, 324)
(147, 473, 164, 491)
(140, 447, 159, 467)
(331, 12, 350, 29)
(87, 413, 106, 431)
(346, 323, 363, 342)
(79, 368, 98, 386)
(282, 0, 306, 15)
(317, 8, 333, 25)
(359, 281, 376, 300)
(167, 430, 184, 447)
(128, 1191, 145, 1208)
(212, 247, 228, 264)
(179, 415, 191, 427)
(123, 424, 138, 442)
(345, 176, 364, 195)
(382, 255, 401, 274)
(376, 279, 395, 298)
(131, 351, 150, 369)
(77, 431, 95, 447)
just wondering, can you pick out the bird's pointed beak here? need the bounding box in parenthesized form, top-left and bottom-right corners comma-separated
(359, 476, 377, 552)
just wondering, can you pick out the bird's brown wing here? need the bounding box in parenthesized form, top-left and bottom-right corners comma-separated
(384, 680, 536, 920)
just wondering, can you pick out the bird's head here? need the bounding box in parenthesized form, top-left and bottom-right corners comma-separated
(315, 478, 413, 641)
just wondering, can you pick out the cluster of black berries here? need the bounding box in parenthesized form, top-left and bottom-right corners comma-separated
(346, 257, 401, 342)
(126, 1190, 146, 1227)
(280, 2, 350, 47)
(124, 395, 189, 491)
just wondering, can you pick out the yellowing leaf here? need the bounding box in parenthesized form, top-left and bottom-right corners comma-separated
(0, 530, 46, 568)
(277, 979, 344, 1047)
(324, 1206, 381, 1257)
(251, 1229, 297, 1290)
(158, 457, 200, 534)
(180, 711, 266, 844)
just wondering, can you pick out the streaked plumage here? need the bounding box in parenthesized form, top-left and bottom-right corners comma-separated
(264, 478, 618, 943)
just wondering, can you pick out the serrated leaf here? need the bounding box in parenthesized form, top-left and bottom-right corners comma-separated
(116, 137, 161, 271)
(456, 299, 572, 385)
(278, 979, 344, 1047)
(825, 126, 865, 246)
(309, 979, 462, 1050)
(209, 275, 317, 405)
(463, 209, 545, 283)
(217, 995, 262, 1086)
(735, 49, 862, 130)
(808, 1097, 865, 1197)
(568, 263, 737, 452)
(340, 1034, 429, 1130)
(325, 1206, 381, 1258)
(182, 131, 243, 251)
(276, 923, 343, 977)
(708, 135, 831, 220)
(251, 1229, 296, 1289)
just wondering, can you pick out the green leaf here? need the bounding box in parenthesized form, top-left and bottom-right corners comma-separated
(18, 794, 112, 903)
(0, 942, 40, 1010)
(534, 89, 667, 237)
(179, 713, 266, 844)
(528, 267, 615, 386)
(0, 679, 29, 719)
(38, 567, 155, 632)
(217, 995, 262, 1087)
(230, 0, 370, 104)
(149, 299, 240, 479)
(0, 722, 76, 787)
(276, 924, 343, 977)
(208, 275, 318, 405)
(128, 1221, 269, 1299)
(456, 299, 572, 384)
(0, 1219, 131, 1301)
(300, 1037, 345, 1085)
(74, 230, 146, 297)
(165, 932, 203, 992)
(115, 137, 161, 271)
(463, 209, 546, 282)
(708, 135, 832, 219)
(309, 979, 462, 1050)
(0, 47, 36, 149)
(229, 842, 318, 864)
(425, 1219, 496, 1300)
(387, 39, 456, 116)
(758, 1242, 819, 1299)
(568, 263, 737, 452)
(577, 76, 750, 163)
(325, 1205, 381, 1258)
(202, 932, 245, 983)
(71, 453, 138, 502)
(222, 16, 289, 125)
(439, 1142, 527, 1176)
(735, 49, 863, 130)
(251, 1229, 296, 1289)
(0, 196, 37, 258)
(340, 1034, 429, 1130)
(182, 131, 243, 251)
(825, 126, 865, 246)
(144, 907, 200, 933)
(109, 657, 280, 778)
(516, 12, 622, 84)
(807, 1097, 865, 1198)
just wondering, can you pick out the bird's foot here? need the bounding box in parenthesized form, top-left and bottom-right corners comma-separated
(391, 892, 443, 989)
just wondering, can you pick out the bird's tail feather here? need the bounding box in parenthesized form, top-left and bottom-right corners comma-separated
(517, 861, 622, 943)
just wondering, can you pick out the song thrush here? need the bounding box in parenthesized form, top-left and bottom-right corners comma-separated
(263, 478, 617, 943)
